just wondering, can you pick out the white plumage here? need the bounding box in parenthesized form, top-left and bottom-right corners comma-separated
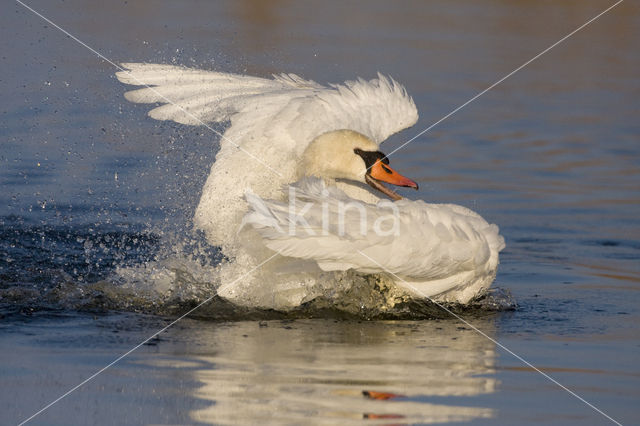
(116, 63, 504, 306)
(243, 178, 504, 302)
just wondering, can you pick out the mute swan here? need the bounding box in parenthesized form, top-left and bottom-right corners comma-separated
(116, 64, 504, 307)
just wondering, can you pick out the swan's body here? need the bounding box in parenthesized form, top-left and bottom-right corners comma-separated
(116, 63, 504, 306)
(243, 177, 503, 302)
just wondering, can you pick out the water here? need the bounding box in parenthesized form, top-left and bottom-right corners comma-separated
(1, 0, 639, 424)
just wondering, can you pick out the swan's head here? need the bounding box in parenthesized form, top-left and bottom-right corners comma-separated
(301, 130, 418, 200)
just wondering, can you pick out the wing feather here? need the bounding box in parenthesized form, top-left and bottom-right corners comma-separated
(115, 63, 417, 142)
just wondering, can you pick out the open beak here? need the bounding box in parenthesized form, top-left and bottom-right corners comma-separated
(366, 160, 418, 201)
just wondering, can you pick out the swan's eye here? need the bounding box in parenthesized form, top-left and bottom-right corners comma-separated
(354, 148, 392, 171)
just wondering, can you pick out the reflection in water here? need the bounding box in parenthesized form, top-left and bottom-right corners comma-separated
(176, 320, 497, 424)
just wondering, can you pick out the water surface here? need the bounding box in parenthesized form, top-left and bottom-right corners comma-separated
(1, 1, 639, 424)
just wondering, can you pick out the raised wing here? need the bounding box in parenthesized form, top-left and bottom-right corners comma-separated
(116, 63, 321, 126)
(115, 63, 418, 144)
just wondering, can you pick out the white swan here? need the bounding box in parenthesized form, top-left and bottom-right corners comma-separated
(116, 63, 504, 307)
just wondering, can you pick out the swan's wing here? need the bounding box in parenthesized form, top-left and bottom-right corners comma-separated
(116, 63, 322, 126)
(115, 63, 418, 144)
(243, 178, 505, 283)
(116, 64, 418, 246)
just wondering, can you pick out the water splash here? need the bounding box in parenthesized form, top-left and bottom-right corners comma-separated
(0, 214, 515, 320)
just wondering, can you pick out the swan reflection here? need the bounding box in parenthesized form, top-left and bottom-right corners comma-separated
(185, 319, 497, 424)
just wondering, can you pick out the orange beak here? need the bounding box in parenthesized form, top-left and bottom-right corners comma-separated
(366, 159, 418, 200)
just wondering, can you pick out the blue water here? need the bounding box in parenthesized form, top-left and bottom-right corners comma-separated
(1, 1, 639, 424)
